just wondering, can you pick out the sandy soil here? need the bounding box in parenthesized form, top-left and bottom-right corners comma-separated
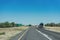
(0, 26, 28, 40)
(45, 26, 60, 33)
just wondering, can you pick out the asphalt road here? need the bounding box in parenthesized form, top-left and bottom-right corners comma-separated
(37, 28, 60, 40)
(20, 27, 49, 40)
(10, 26, 60, 40)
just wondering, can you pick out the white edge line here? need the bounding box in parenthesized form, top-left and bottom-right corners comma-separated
(36, 29, 52, 40)
(18, 29, 28, 40)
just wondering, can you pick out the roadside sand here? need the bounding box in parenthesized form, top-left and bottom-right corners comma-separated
(45, 26, 60, 33)
(0, 26, 28, 40)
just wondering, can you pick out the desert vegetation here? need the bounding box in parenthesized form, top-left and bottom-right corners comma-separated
(45, 27, 60, 33)
(45, 23, 60, 27)
(45, 23, 60, 32)
(0, 26, 28, 40)
(0, 22, 28, 40)
(0, 22, 24, 28)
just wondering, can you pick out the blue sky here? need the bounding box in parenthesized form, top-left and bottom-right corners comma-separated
(0, 0, 60, 25)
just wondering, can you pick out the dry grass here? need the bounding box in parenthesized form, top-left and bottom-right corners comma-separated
(45, 26, 60, 33)
(0, 26, 28, 40)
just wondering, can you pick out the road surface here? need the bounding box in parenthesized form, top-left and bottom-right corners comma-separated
(10, 26, 60, 40)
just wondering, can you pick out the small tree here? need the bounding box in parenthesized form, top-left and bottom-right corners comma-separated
(28, 24, 32, 26)
(11, 22, 15, 27)
(4, 22, 10, 27)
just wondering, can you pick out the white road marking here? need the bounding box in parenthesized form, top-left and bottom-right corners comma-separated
(36, 29, 52, 40)
(18, 29, 28, 40)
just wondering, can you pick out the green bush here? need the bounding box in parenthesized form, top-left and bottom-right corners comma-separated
(45, 23, 60, 27)
(0, 22, 24, 28)
(0, 32, 5, 35)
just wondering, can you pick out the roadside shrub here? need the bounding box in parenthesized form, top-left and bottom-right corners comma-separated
(0, 32, 5, 35)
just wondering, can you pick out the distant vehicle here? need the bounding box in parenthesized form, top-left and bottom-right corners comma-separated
(38, 23, 44, 28)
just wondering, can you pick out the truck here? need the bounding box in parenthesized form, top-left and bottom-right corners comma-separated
(38, 23, 44, 28)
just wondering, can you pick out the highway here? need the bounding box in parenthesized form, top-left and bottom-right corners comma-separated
(10, 26, 60, 40)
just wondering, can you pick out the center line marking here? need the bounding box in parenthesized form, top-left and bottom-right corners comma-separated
(36, 29, 52, 40)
